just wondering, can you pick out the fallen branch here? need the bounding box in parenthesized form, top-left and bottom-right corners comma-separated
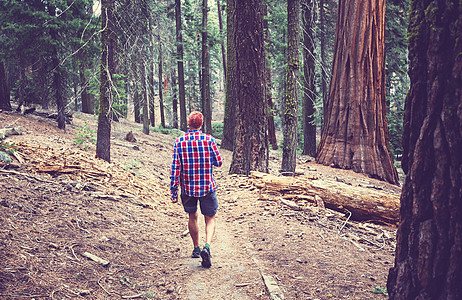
(114, 141, 140, 151)
(98, 276, 112, 296)
(122, 294, 144, 299)
(0, 169, 53, 183)
(250, 171, 400, 224)
(83, 252, 110, 266)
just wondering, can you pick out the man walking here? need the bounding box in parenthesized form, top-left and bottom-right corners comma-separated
(170, 111, 223, 268)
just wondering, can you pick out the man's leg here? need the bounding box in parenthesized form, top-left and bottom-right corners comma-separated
(188, 212, 199, 248)
(204, 214, 216, 245)
(200, 214, 215, 268)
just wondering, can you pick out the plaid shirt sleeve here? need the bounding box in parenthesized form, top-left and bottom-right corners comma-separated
(211, 138, 223, 167)
(170, 139, 181, 199)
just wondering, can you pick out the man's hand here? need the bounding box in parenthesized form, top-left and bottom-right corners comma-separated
(171, 196, 178, 203)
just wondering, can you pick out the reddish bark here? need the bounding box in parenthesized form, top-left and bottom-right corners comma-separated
(316, 0, 399, 185)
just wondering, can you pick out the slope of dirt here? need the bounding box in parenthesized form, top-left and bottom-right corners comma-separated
(0, 110, 398, 299)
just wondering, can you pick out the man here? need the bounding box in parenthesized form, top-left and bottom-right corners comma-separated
(170, 111, 223, 268)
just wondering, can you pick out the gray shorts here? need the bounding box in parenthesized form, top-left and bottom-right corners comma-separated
(180, 191, 218, 216)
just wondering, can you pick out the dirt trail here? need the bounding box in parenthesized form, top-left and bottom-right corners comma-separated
(177, 218, 265, 299)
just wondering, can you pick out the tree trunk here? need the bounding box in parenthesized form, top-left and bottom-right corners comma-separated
(281, 0, 300, 174)
(301, 0, 316, 157)
(0, 60, 11, 111)
(142, 64, 149, 135)
(201, 0, 212, 134)
(39, 64, 50, 110)
(51, 32, 66, 130)
(217, 0, 227, 82)
(133, 74, 141, 124)
(387, 0, 462, 298)
(148, 16, 156, 127)
(158, 31, 165, 128)
(228, 0, 268, 175)
(149, 62, 156, 127)
(171, 70, 178, 129)
(221, 0, 237, 151)
(80, 60, 92, 114)
(175, 0, 187, 131)
(319, 0, 327, 124)
(316, 0, 399, 185)
(263, 4, 278, 151)
(96, 0, 115, 163)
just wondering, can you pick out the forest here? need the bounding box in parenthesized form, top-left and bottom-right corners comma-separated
(0, 0, 409, 175)
(1, 0, 461, 299)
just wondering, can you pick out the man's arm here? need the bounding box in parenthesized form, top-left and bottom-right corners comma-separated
(211, 139, 223, 167)
(170, 142, 180, 203)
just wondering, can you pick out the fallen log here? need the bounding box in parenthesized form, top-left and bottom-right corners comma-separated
(250, 171, 400, 224)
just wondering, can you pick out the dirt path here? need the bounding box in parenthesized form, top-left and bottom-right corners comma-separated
(177, 217, 265, 299)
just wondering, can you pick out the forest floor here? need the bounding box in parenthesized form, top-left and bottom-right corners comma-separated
(0, 110, 402, 299)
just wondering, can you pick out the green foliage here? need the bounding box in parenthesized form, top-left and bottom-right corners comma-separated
(73, 122, 96, 149)
(386, 0, 410, 160)
(0, 141, 16, 163)
(0, 152, 12, 163)
(0, 0, 100, 109)
(152, 126, 183, 138)
(123, 158, 142, 176)
(211, 122, 223, 140)
(0, 140, 17, 155)
(371, 286, 389, 296)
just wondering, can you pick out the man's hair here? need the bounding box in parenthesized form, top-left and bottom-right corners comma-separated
(188, 111, 203, 129)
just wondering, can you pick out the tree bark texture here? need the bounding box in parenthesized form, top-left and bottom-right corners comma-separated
(96, 0, 115, 163)
(228, 0, 268, 175)
(79, 60, 92, 114)
(216, 0, 227, 83)
(281, 0, 300, 174)
(319, 0, 327, 123)
(171, 70, 178, 129)
(50, 29, 66, 130)
(316, 0, 399, 185)
(142, 64, 149, 135)
(221, 0, 237, 151)
(201, 0, 212, 134)
(302, 0, 316, 157)
(157, 30, 165, 128)
(387, 1, 462, 299)
(148, 16, 156, 127)
(0, 61, 11, 111)
(175, 0, 187, 131)
(263, 4, 278, 151)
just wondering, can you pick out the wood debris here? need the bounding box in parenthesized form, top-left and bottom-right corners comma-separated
(250, 171, 400, 224)
(8, 142, 169, 207)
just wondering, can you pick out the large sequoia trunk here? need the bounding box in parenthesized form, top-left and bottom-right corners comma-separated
(316, 0, 399, 185)
(228, 0, 268, 175)
(387, 1, 462, 299)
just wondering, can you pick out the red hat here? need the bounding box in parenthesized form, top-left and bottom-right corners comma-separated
(188, 111, 203, 129)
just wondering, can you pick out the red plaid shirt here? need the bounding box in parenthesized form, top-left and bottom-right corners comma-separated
(170, 130, 223, 199)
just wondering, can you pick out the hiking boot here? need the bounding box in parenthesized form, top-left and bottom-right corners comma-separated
(191, 247, 201, 258)
(200, 246, 211, 268)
